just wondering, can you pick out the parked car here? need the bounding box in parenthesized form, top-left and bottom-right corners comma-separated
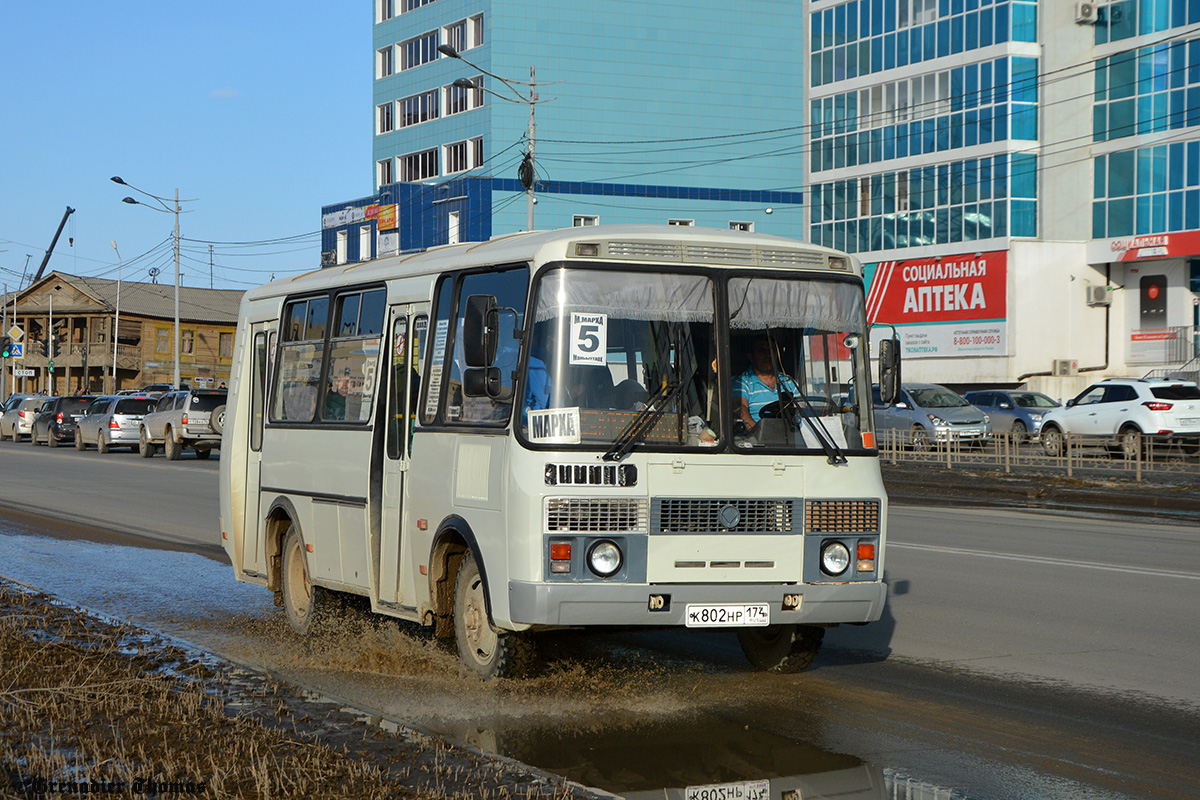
(873, 382, 992, 449)
(29, 395, 97, 447)
(139, 383, 178, 398)
(76, 395, 157, 453)
(140, 388, 227, 460)
(1, 394, 44, 441)
(1039, 378, 1200, 457)
(963, 389, 1061, 442)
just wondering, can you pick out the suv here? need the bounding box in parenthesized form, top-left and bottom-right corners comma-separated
(1, 394, 44, 441)
(30, 395, 96, 447)
(1039, 378, 1200, 457)
(139, 388, 227, 460)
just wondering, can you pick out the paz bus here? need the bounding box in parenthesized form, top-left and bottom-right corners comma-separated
(219, 225, 901, 679)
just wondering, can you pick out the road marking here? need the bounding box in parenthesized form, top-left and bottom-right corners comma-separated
(889, 542, 1200, 581)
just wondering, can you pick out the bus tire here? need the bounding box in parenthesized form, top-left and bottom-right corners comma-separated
(281, 527, 334, 636)
(737, 624, 824, 673)
(454, 552, 535, 680)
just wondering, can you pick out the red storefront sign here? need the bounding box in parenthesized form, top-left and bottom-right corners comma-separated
(865, 250, 1007, 326)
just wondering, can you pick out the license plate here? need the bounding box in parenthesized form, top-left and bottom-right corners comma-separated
(685, 779, 770, 800)
(684, 603, 769, 628)
(1179, 417, 1200, 425)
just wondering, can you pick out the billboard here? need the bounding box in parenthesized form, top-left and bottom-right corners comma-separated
(864, 250, 1008, 358)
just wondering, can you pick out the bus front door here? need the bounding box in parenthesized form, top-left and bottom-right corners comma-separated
(378, 306, 426, 607)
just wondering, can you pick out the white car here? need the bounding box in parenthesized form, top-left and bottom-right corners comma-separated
(1039, 378, 1200, 457)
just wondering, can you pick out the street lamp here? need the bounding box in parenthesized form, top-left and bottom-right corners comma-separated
(110, 240, 121, 394)
(111, 176, 192, 389)
(438, 44, 552, 231)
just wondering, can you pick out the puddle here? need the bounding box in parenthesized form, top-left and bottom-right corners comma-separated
(0, 525, 1136, 800)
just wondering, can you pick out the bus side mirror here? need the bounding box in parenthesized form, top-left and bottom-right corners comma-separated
(463, 294, 499, 367)
(877, 337, 901, 405)
(463, 367, 511, 400)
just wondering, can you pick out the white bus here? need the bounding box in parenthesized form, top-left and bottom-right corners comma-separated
(220, 225, 901, 679)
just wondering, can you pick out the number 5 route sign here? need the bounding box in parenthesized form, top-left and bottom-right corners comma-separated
(569, 312, 607, 365)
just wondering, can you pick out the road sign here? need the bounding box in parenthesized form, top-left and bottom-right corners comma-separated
(7, 325, 23, 341)
(13, 368, 34, 377)
(10, 343, 23, 358)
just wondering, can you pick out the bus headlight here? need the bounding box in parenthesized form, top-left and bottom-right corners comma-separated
(820, 541, 850, 576)
(587, 540, 623, 577)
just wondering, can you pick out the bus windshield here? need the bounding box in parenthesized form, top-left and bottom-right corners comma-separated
(520, 268, 873, 454)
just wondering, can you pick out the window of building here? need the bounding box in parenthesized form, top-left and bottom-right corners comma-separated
(729, 221, 754, 232)
(400, 31, 438, 70)
(378, 158, 394, 187)
(445, 77, 483, 116)
(336, 230, 348, 264)
(402, 0, 437, 10)
(400, 89, 438, 127)
(377, 46, 394, 79)
(378, 0, 394, 23)
(360, 225, 372, 262)
(444, 19, 467, 53)
(377, 102, 395, 134)
(444, 141, 469, 174)
(219, 332, 234, 359)
(448, 211, 461, 244)
(668, 219, 695, 226)
(470, 14, 485, 47)
(181, 329, 195, 356)
(573, 215, 599, 227)
(400, 148, 439, 182)
(156, 327, 171, 355)
(472, 137, 484, 169)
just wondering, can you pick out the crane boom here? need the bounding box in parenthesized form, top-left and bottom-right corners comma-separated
(31, 206, 76, 284)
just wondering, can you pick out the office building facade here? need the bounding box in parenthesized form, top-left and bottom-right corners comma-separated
(322, 0, 807, 261)
(811, 0, 1200, 391)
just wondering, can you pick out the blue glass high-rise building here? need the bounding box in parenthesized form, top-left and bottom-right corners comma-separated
(322, 0, 806, 261)
(814, 0, 1200, 389)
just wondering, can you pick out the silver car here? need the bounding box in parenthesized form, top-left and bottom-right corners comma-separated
(1, 394, 47, 442)
(76, 395, 157, 453)
(873, 382, 992, 449)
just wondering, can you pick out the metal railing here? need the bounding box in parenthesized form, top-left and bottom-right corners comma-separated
(877, 429, 1200, 480)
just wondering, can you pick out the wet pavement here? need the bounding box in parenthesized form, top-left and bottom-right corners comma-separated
(3, 512, 1191, 800)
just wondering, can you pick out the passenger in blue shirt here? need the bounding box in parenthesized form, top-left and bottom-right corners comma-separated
(735, 336, 800, 433)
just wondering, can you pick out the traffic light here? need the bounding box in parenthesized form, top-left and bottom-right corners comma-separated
(51, 333, 61, 359)
(0, 336, 10, 359)
(42, 339, 50, 358)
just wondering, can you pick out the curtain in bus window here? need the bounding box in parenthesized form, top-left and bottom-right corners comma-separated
(728, 278, 863, 331)
(533, 270, 711, 323)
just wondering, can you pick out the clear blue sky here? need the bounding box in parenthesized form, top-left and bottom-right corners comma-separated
(0, 3, 368, 292)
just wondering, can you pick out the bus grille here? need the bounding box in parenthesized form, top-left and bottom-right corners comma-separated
(653, 498, 797, 534)
(545, 498, 649, 533)
(805, 499, 880, 533)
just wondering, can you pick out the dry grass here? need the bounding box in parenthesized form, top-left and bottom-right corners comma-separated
(0, 579, 592, 799)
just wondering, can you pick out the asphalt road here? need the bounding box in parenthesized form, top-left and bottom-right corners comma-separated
(1, 438, 1198, 798)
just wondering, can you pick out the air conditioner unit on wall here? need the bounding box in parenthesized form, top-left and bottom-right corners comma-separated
(1086, 285, 1112, 306)
(1053, 359, 1080, 377)
(1076, 1, 1099, 23)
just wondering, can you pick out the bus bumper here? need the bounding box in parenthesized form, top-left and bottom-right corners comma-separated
(508, 580, 886, 627)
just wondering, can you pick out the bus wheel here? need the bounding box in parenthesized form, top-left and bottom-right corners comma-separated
(737, 624, 824, 673)
(281, 527, 334, 636)
(454, 552, 534, 680)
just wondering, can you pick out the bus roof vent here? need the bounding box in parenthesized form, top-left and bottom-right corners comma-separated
(683, 244, 756, 264)
(759, 249, 826, 268)
(606, 241, 682, 260)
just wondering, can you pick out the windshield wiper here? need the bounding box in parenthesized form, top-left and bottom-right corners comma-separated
(602, 377, 687, 462)
(790, 392, 848, 466)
